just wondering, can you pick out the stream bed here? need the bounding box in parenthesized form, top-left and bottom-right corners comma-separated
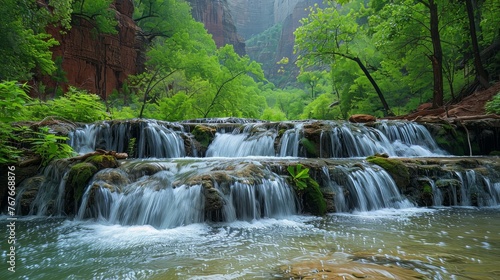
(1, 207, 499, 279)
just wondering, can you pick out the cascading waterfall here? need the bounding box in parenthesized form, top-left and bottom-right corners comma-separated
(279, 123, 304, 157)
(76, 159, 298, 229)
(206, 124, 277, 157)
(454, 170, 500, 207)
(322, 163, 414, 212)
(318, 121, 445, 157)
(15, 118, 500, 228)
(376, 120, 446, 156)
(16, 160, 73, 216)
(220, 178, 298, 221)
(68, 120, 186, 158)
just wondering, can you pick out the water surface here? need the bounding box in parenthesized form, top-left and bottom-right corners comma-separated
(1, 207, 499, 279)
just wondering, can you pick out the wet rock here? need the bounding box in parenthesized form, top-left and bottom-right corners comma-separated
(349, 114, 377, 123)
(65, 162, 98, 213)
(84, 155, 119, 169)
(367, 155, 410, 190)
(279, 255, 425, 279)
(17, 176, 45, 215)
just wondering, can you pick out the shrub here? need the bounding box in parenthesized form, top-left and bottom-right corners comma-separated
(0, 81, 32, 163)
(485, 92, 500, 114)
(30, 87, 108, 122)
(27, 127, 76, 166)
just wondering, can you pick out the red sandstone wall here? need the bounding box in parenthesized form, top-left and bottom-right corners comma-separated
(40, 0, 139, 99)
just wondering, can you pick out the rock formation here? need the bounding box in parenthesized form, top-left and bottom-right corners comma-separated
(188, 0, 246, 56)
(39, 0, 140, 99)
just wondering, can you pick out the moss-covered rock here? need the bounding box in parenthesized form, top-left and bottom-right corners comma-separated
(300, 138, 318, 157)
(302, 183, 327, 216)
(192, 125, 216, 149)
(425, 122, 469, 155)
(84, 155, 118, 169)
(65, 162, 98, 213)
(367, 155, 410, 190)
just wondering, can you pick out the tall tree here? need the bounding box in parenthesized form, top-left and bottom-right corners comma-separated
(294, 4, 393, 116)
(465, 0, 489, 88)
(425, 0, 445, 107)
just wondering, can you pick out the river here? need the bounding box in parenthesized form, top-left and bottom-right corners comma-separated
(1, 207, 499, 279)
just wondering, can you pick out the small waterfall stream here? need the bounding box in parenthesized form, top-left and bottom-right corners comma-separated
(14, 118, 500, 228)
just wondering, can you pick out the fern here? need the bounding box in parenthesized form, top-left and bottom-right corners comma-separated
(27, 127, 76, 166)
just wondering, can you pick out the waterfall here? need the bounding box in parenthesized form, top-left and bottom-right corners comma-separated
(76, 159, 298, 228)
(16, 118, 500, 227)
(206, 124, 277, 157)
(220, 178, 298, 221)
(319, 123, 393, 158)
(376, 120, 446, 156)
(69, 120, 186, 158)
(69, 119, 446, 159)
(78, 169, 206, 229)
(279, 123, 303, 157)
(322, 163, 414, 212)
(16, 160, 72, 216)
(455, 170, 500, 207)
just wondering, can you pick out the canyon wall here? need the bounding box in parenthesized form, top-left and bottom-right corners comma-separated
(40, 0, 140, 99)
(188, 0, 246, 56)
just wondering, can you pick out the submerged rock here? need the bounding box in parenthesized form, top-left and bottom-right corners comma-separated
(279, 254, 425, 279)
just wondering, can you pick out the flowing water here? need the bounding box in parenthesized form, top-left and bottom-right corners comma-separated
(1, 208, 499, 279)
(4, 119, 500, 279)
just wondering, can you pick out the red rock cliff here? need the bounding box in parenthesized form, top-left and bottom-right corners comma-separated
(188, 0, 245, 56)
(40, 0, 140, 99)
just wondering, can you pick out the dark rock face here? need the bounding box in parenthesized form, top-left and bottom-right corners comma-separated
(188, 0, 246, 56)
(39, 0, 140, 99)
(227, 0, 275, 39)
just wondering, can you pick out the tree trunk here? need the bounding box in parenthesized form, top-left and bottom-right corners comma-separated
(465, 0, 489, 88)
(352, 57, 393, 116)
(429, 0, 444, 108)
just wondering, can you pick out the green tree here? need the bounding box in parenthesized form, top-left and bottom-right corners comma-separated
(0, 0, 59, 81)
(294, 3, 393, 116)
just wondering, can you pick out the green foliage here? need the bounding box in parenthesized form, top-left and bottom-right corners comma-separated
(72, 0, 117, 34)
(287, 164, 326, 215)
(27, 127, 76, 166)
(0, 81, 33, 163)
(0, 81, 32, 122)
(300, 93, 338, 119)
(31, 87, 108, 122)
(287, 164, 319, 191)
(0, 0, 59, 80)
(0, 123, 24, 164)
(485, 92, 500, 114)
(260, 107, 287, 121)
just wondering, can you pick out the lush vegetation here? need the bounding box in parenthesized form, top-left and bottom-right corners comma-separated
(1, 0, 499, 163)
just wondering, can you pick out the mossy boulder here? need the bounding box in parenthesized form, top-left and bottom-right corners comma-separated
(84, 155, 118, 169)
(367, 155, 410, 190)
(192, 125, 216, 149)
(65, 162, 98, 213)
(425, 123, 468, 155)
(64, 155, 118, 214)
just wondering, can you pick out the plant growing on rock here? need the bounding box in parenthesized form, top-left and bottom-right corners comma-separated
(287, 164, 326, 215)
(287, 164, 317, 191)
(27, 127, 76, 166)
